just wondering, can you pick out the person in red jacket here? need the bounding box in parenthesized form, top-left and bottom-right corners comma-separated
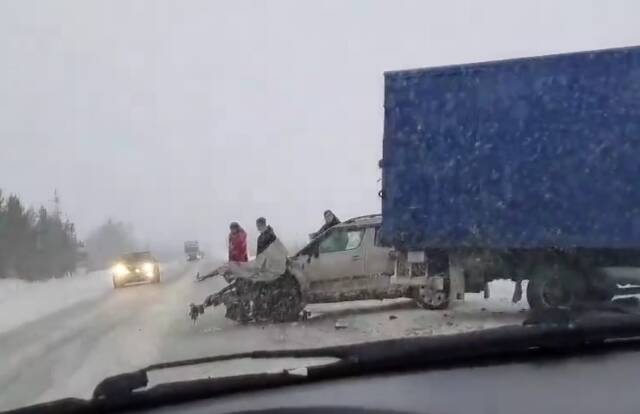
(228, 222, 248, 262)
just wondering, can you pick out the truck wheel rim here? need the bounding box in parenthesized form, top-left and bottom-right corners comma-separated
(541, 276, 572, 307)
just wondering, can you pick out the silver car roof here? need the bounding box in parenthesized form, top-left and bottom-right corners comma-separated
(336, 214, 381, 228)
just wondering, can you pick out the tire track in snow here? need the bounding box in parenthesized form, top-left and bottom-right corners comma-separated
(0, 261, 201, 410)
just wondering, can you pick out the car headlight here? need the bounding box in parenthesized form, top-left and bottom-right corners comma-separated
(142, 262, 155, 277)
(113, 263, 129, 278)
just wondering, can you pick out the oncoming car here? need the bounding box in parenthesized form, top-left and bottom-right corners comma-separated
(112, 251, 161, 288)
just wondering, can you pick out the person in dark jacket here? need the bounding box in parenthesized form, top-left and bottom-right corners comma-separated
(256, 217, 277, 255)
(228, 222, 248, 262)
(311, 210, 341, 239)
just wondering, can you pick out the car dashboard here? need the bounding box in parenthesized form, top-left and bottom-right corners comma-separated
(143, 347, 640, 414)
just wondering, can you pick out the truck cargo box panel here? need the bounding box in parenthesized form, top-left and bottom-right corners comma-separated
(380, 46, 640, 249)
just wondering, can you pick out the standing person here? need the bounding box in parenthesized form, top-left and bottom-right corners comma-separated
(228, 222, 248, 262)
(311, 209, 341, 239)
(256, 217, 277, 255)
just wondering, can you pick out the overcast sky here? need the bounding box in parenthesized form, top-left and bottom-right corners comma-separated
(1, 0, 639, 255)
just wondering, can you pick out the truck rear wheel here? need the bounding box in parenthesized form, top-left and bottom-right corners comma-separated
(583, 268, 616, 302)
(526, 264, 587, 310)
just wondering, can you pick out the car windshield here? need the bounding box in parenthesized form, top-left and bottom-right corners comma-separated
(2, 1, 640, 411)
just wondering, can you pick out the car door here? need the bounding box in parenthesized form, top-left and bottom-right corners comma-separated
(305, 226, 366, 285)
(343, 226, 395, 294)
(364, 226, 394, 275)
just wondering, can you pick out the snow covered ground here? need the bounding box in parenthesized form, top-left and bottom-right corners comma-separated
(0, 270, 113, 335)
(0, 261, 527, 411)
(303, 279, 527, 340)
(0, 261, 184, 335)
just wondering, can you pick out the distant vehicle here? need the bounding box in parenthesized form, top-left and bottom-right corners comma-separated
(112, 251, 160, 288)
(184, 241, 203, 261)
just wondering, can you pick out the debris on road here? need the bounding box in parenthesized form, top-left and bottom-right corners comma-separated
(334, 320, 348, 330)
(389, 315, 398, 320)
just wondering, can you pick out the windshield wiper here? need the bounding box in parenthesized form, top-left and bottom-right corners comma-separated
(92, 347, 352, 400)
(9, 313, 640, 414)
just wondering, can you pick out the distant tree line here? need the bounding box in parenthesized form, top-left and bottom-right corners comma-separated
(83, 219, 137, 271)
(0, 189, 82, 280)
(0, 189, 141, 280)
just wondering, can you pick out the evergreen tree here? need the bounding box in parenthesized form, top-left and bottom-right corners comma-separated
(3, 195, 33, 278)
(0, 189, 6, 277)
(84, 219, 137, 270)
(0, 189, 81, 280)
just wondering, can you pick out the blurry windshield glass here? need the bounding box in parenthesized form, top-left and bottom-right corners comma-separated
(1, 1, 638, 411)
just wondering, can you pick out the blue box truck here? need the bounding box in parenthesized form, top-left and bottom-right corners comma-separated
(184, 241, 202, 262)
(380, 46, 640, 310)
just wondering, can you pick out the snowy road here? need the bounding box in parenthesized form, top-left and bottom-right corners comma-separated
(0, 261, 527, 411)
(0, 260, 208, 410)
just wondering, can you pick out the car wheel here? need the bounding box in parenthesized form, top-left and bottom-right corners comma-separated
(414, 288, 449, 310)
(413, 276, 450, 310)
(266, 273, 304, 322)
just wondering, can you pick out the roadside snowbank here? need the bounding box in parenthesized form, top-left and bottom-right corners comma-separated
(0, 270, 113, 334)
(0, 262, 182, 335)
